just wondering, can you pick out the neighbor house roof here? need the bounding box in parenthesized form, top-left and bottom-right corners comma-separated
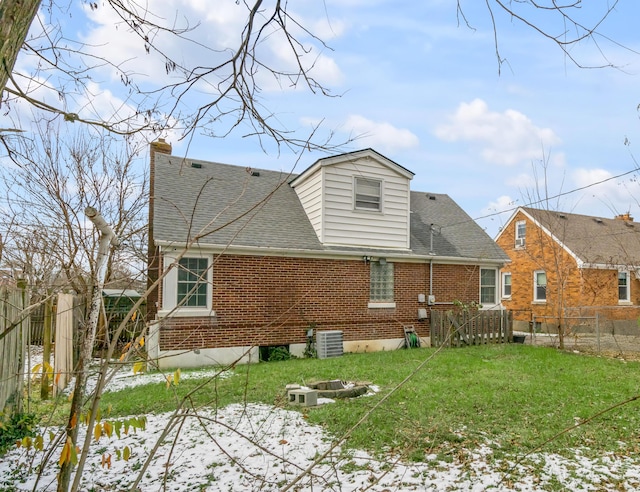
(152, 153, 508, 262)
(520, 207, 640, 267)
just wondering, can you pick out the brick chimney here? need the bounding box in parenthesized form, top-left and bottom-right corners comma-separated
(147, 138, 172, 321)
(615, 212, 634, 222)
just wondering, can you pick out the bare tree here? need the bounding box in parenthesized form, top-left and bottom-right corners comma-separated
(0, 116, 147, 308)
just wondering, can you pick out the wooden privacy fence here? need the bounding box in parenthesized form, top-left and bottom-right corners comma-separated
(431, 309, 513, 348)
(0, 286, 27, 415)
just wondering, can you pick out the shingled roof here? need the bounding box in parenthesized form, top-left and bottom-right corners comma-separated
(521, 207, 640, 267)
(152, 152, 508, 262)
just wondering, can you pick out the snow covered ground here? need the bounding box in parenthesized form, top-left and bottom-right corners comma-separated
(3, 351, 640, 491)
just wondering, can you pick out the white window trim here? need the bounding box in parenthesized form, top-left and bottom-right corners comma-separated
(159, 252, 215, 318)
(501, 272, 512, 299)
(533, 270, 547, 303)
(480, 268, 498, 307)
(354, 176, 383, 212)
(515, 220, 526, 248)
(618, 271, 631, 304)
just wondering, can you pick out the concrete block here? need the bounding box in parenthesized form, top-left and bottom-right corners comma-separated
(288, 388, 318, 407)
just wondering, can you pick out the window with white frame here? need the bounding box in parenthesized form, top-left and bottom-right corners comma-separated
(618, 271, 630, 302)
(177, 257, 209, 307)
(355, 177, 382, 211)
(502, 272, 512, 298)
(370, 261, 394, 303)
(480, 268, 497, 304)
(534, 270, 547, 302)
(161, 253, 214, 317)
(515, 220, 526, 248)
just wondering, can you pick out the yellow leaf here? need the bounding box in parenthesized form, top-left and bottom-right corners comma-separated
(21, 436, 32, 449)
(71, 445, 79, 466)
(131, 311, 137, 321)
(31, 363, 42, 375)
(96, 408, 101, 422)
(103, 421, 113, 438)
(93, 423, 102, 442)
(35, 435, 44, 451)
(118, 353, 126, 362)
(133, 361, 145, 375)
(70, 413, 77, 430)
(138, 336, 144, 347)
(173, 368, 181, 386)
(123, 446, 131, 461)
(59, 439, 71, 466)
(114, 421, 122, 439)
(165, 375, 172, 388)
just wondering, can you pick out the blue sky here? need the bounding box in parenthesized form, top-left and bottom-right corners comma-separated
(9, 1, 640, 237)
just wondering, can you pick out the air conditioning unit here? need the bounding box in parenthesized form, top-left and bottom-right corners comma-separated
(515, 238, 525, 248)
(316, 330, 344, 359)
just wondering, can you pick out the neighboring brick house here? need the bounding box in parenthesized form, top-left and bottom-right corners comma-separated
(147, 141, 509, 368)
(496, 207, 640, 334)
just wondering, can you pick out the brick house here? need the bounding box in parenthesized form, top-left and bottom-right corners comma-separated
(146, 140, 509, 368)
(496, 206, 640, 335)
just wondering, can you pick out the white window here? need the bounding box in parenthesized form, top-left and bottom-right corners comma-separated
(177, 257, 209, 307)
(355, 177, 382, 211)
(480, 268, 497, 304)
(502, 272, 512, 298)
(515, 220, 526, 248)
(160, 252, 215, 317)
(369, 260, 394, 307)
(618, 271, 630, 302)
(534, 270, 546, 302)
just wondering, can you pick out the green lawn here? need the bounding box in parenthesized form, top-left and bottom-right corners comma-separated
(97, 344, 640, 461)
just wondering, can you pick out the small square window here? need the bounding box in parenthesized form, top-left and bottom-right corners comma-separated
(355, 177, 381, 211)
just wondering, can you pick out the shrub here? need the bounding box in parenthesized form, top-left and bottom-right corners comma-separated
(0, 411, 37, 455)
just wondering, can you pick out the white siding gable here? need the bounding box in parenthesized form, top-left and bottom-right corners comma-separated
(291, 150, 413, 250)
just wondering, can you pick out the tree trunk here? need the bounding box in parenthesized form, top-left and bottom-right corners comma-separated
(0, 0, 41, 95)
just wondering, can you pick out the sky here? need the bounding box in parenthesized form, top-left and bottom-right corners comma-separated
(7, 1, 640, 238)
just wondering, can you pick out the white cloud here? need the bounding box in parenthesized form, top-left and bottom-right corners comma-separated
(435, 99, 561, 166)
(480, 194, 520, 236)
(569, 167, 637, 217)
(342, 115, 419, 152)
